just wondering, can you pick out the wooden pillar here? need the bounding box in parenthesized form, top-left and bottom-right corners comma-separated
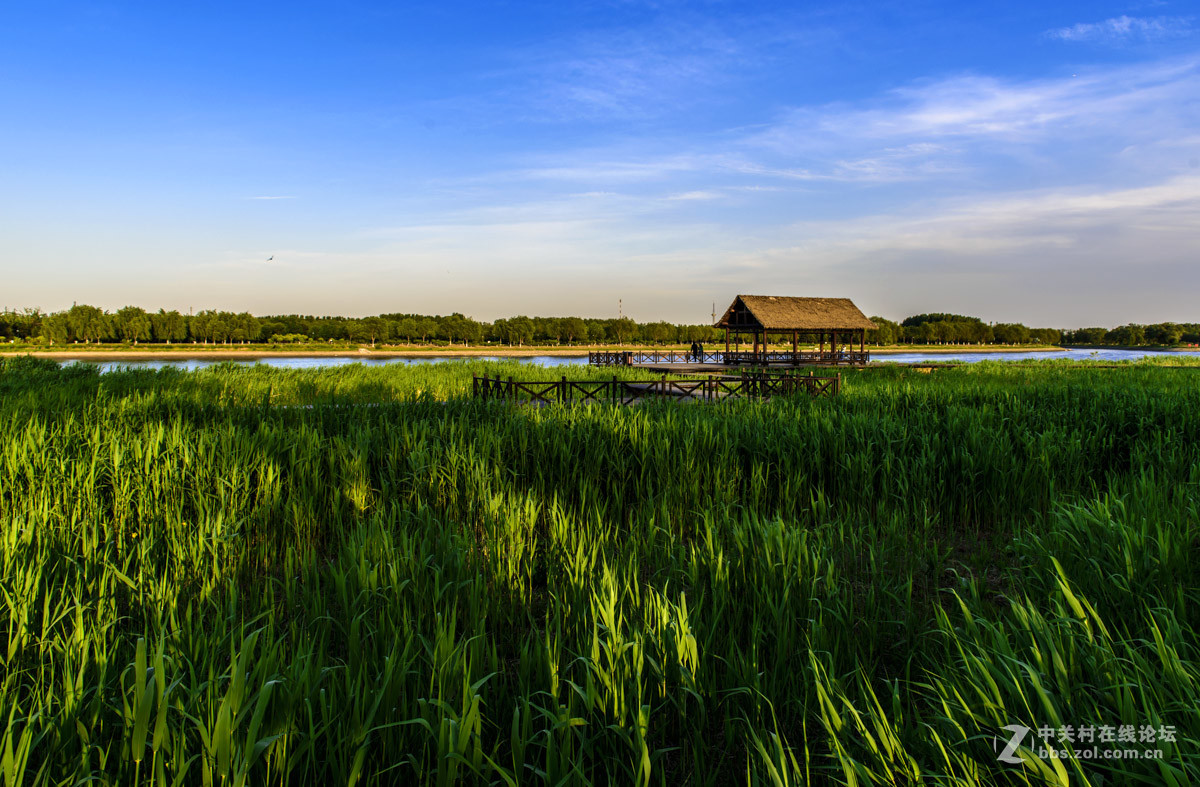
(792, 330, 798, 354)
(820, 332, 825, 354)
(725, 327, 730, 355)
(860, 329, 865, 354)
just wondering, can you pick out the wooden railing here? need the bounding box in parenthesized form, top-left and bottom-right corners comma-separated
(473, 371, 840, 405)
(587, 350, 869, 366)
(586, 350, 720, 365)
(722, 350, 870, 365)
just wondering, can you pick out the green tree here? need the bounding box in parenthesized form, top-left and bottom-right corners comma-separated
(191, 310, 217, 343)
(441, 313, 479, 345)
(358, 317, 386, 346)
(506, 316, 534, 346)
(234, 312, 261, 343)
(1145, 323, 1182, 346)
(115, 306, 151, 343)
(992, 323, 1031, 344)
(610, 317, 636, 345)
(150, 310, 187, 343)
(1106, 324, 1146, 346)
(866, 317, 899, 345)
(559, 317, 586, 344)
(1030, 328, 1062, 345)
(1064, 327, 1106, 344)
(417, 318, 439, 343)
(42, 313, 69, 344)
(0, 309, 42, 341)
(65, 304, 111, 343)
(210, 312, 233, 344)
(643, 321, 674, 345)
(396, 318, 417, 343)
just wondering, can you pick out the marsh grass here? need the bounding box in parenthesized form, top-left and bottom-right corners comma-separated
(1, 356, 1197, 785)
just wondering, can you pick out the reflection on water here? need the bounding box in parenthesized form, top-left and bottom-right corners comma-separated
(57, 347, 1200, 374)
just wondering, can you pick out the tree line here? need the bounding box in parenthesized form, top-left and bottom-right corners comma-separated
(0, 305, 1195, 347)
(866, 313, 1200, 347)
(865, 314, 1064, 346)
(0, 305, 725, 347)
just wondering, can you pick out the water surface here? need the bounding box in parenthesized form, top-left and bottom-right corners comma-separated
(59, 347, 1200, 374)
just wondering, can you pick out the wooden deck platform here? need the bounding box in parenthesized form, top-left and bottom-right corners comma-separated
(589, 350, 870, 367)
(629, 362, 732, 374)
(473, 371, 840, 406)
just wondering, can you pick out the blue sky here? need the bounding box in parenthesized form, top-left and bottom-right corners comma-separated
(2, 1, 1197, 326)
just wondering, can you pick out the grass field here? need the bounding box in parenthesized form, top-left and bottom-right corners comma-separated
(1, 356, 1196, 785)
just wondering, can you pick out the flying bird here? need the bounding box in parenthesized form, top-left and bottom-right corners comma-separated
(267, 255, 274, 261)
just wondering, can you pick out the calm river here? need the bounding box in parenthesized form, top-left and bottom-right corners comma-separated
(56, 347, 1200, 374)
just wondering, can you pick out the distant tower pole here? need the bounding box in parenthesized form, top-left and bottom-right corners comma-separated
(712, 301, 716, 323)
(619, 299, 622, 319)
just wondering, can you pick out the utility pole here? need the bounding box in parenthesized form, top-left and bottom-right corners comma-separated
(619, 298, 622, 319)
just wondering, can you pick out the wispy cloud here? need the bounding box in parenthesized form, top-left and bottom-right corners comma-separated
(665, 190, 721, 201)
(773, 175, 1200, 258)
(1048, 15, 1192, 43)
(492, 21, 744, 122)
(493, 9, 834, 123)
(515, 155, 703, 184)
(735, 57, 1200, 184)
(427, 55, 1200, 209)
(757, 58, 1198, 144)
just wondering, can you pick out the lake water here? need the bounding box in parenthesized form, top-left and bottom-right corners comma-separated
(871, 348, 1200, 363)
(63, 355, 587, 374)
(57, 347, 1200, 374)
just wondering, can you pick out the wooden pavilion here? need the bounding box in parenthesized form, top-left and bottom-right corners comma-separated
(715, 295, 877, 365)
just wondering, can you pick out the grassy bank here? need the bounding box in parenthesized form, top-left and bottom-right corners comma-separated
(1, 357, 1196, 785)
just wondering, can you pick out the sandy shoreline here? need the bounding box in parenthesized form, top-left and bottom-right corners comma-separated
(7, 345, 1072, 362)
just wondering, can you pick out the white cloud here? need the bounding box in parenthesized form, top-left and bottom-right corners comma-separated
(1048, 15, 1192, 43)
(731, 57, 1200, 187)
(515, 155, 702, 184)
(451, 51, 1200, 199)
(773, 175, 1200, 258)
(759, 58, 1198, 144)
(665, 190, 721, 200)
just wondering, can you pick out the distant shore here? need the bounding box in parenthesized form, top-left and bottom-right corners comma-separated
(0, 343, 1079, 361)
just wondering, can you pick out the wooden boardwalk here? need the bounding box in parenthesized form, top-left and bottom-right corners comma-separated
(473, 371, 839, 406)
(588, 350, 870, 368)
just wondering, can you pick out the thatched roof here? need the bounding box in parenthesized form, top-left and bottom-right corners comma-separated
(716, 295, 877, 331)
